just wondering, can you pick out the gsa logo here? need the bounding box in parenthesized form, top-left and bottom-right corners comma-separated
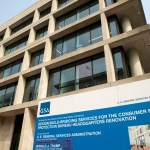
(40, 101, 50, 115)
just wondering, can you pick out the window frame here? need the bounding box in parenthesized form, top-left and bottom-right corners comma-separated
(53, 22, 102, 59)
(40, 7, 51, 18)
(11, 17, 33, 34)
(30, 49, 44, 67)
(5, 36, 28, 55)
(35, 25, 48, 40)
(48, 53, 107, 96)
(23, 74, 41, 102)
(0, 83, 17, 108)
(105, 0, 117, 7)
(0, 59, 22, 79)
(108, 15, 122, 37)
(58, 0, 73, 8)
(56, 0, 99, 30)
(112, 46, 131, 80)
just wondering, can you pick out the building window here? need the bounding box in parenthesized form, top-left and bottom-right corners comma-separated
(10, 115, 24, 150)
(108, 15, 122, 37)
(48, 53, 107, 96)
(23, 74, 40, 102)
(53, 22, 102, 58)
(30, 49, 44, 67)
(0, 59, 22, 79)
(105, 0, 116, 6)
(56, 0, 99, 30)
(112, 47, 131, 80)
(40, 7, 51, 18)
(0, 83, 17, 108)
(11, 17, 33, 34)
(35, 26, 48, 40)
(58, 0, 73, 8)
(0, 34, 4, 42)
(139, 135, 146, 146)
(5, 36, 28, 55)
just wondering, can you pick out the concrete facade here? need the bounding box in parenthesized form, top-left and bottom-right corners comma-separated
(0, 0, 150, 149)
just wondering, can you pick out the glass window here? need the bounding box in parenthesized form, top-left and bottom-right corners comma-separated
(93, 54, 107, 85)
(56, 17, 65, 30)
(18, 38, 27, 48)
(58, 0, 72, 8)
(53, 22, 102, 59)
(60, 64, 75, 94)
(10, 115, 24, 150)
(78, 4, 90, 19)
(0, 83, 17, 108)
(4, 85, 16, 106)
(0, 59, 22, 79)
(56, 0, 99, 30)
(0, 67, 5, 79)
(108, 15, 122, 37)
(90, 0, 99, 14)
(112, 47, 131, 80)
(24, 77, 35, 101)
(0, 88, 6, 106)
(48, 53, 107, 96)
(36, 26, 48, 40)
(5, 36, 28, 55)
(48, 69, 60, 96)
(23, 74, 40, 102)
(91, 24, 103, 44)
(105, 0, 116, 6)
(40, 7, 51, 18)
(65, 10, 77, 26)
(58, 0, 67, 8)
(11, 60, 22, 75)
(77, 27, 90, 49)
(33, 77, 40, 100)
(30, 52, 40, 67)
(11, 17, 33, 34)
(39, 51, 44, 64)
(63, 33, 76, 54)
(3, 64, 12, 78)
(53, 39, 63, 58)
(0, 34, 4, 42)
(30, 49, 44, 67)
(4, 47, 11, 55)
(76, 58, 93, 89)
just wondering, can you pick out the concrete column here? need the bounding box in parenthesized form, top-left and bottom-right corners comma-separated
(14, 75, 26, 104)
(127, 48, 144, 76)
(18, 108, 36, 150)
(22, 51, 31, 71)
(33, 9, 40, 22)
(51, 0, 58, 12)
(121, 16, 132, 32)
(49, 15, 55, 34)
(101, 13, 110, 40)
(28, 28, 36, 44)
(0, 45, 5, 58)
(4, 27, 11, 39)
(43, 38, 52, 62)
(38, 67, 49, 99)
(0, 116, 15, 150)
(104, 45, 116, 82)
(99, 0, 105, 9)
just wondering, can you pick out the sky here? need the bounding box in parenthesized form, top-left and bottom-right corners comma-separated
(0, 0, 150, 26)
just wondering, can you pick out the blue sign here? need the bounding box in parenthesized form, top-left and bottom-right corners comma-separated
(33, 101, 150, 150)
(39, 101, 50, 116)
